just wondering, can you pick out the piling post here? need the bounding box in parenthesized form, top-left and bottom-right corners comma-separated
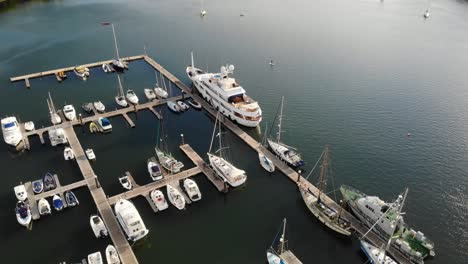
(95, 175, 100, 188)
(180, 134, 184, 145)
(297, 170, 301, 183)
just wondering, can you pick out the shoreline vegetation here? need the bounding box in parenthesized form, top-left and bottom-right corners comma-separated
(0, 0, 52, 13)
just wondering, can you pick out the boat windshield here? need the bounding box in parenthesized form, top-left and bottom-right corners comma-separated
(101, 118, 111, 126)
(4, 122, 16, 128)
(151, 165, 160, 173)
(65, 109, 73, 113)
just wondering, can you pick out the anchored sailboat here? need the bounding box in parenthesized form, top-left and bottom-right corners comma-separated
(267, 218, 302, 264)
(103, 22, 127, 71)
(155, 113, 184, 173)
(258, 121, 275, 172)
(47, 92, 61, 125)
(299, 146, 351, 236)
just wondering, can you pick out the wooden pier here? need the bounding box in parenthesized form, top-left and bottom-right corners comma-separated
(280, 251, 303, 264)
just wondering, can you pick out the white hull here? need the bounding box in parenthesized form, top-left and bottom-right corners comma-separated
(119, 176, 132, 190)
(38, 198, 51, 216)
(177, 101, 189, 110)
(258, 153, 275, 172)
(86, 149, 96, 160)
(64, 147, 75, 160)
(24, 121, 35, 131)
(150, 189, 169, 211)
(155, 147, 184, 173)
(361, 240, 397, 264)
(266, 252, 282, 264)
(94, 101, 106, 112)
(183, 179, 202, 202)
(88, 252, 103, 264)
(167, 185, 185, 210)
(14, 185, 27, 201)
(147, 160, 163, 181)
(126, 91, 139, 104)
(267, 139, 304, 167)
(154, 88, 168, 99)
(2, 117, 23, 147)
(16, 202, 32, 227)
(63, 105, 76, 121)
(90, 215, 108, 238)
(144, 89, 156, 100)
(106, 245, 120, 264)
(167, 101, 181, 112)
(114, 199, 149, 241)
(208, 153, 246, 187)
(51, 113, 62, 125)
(115, 96, 128, 108)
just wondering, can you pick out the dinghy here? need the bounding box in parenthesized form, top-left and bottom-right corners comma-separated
(106, 245, 120, 264)
(183, 178, 202, 202)
(74, 66, 90, 80)
(90, 214, 108, 238)
(82, 102, 94, 113)
(177, 101, 189, 111)
(24, 121, 35, 131)
(93, 101, 106, 113)
(88, 252, 103, 264)
(150, 189, 168, 211)
(167, 184, 185, 210)
(64, 147, 75, 160)
(15, 201, 31, 227)
(14, 184, 27, 201)
(86, 149, 96, 161)
(126, 90, 139, 104)
(53, 194, 64, 211)
(43, 172, 57, 191)
(32, 180, 44, 194)
(102, 63, 113, 73)
(144, 88, 156, 101)
(38, 198, 51, 216)
(65, 191, 79, 207)
(90, 122, 100, 133)
(167, 101, 181, 113)
(119, 176, 132, 190)
(187, 100, 202, 110)
(147, 158, 163, 181)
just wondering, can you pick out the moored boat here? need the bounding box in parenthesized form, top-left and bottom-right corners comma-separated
(177, 101, 189, 111)
(82, 102, 94, 113)
(97, 117, 112, 132)
(154, 71, 168, 99)
(144, 88, 156, 101)
(166, 184, 185, 210)
(63, 104, 76, 121)
(52, 194, 64, 211)
(15, 201, 31, 227)
(126, 90, 139, 104)
(106, 245, 120, 264)
(258, 122, 275, 172)
(43, 172, 57, 191)
(155, 146, 184, 174)
(167, 101, 181, 112)
(102, 63, 113, 73)
(87, 251, 103, 264)
(114, 199, 149, 241)
(14, 184, 27, 201)
(115, 74, 128, 108)
(150, 189, 169, 211)
(24, 121, 35, 132)
(38, 198, 51, 216)
(267, 218, 302, 264)
(48, 92, 62, 125)
(64, 147, 75, 160)
(65, 191, 79, 207)
(147, 158, 163, 181)
(183, 178, 201, 202)
(32, 180, 44, 194)
(86, 149, 96, 161)
(74, 66, 90, 80)
(93, 101, 106, 113)
(119, 175, 132, 190)
(187, 99, 202, 110)
(1, 116, 23, 148)
(90, 214, 108, 238)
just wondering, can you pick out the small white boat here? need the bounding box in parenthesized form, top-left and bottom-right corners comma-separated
(64, 147, 75, 160)
(269, 59, 275, 66)
(115, 95, 128, 108)
(144, 88, 156, 101)
(74, 66, 90, 80)
(126, 90, 139, 104)
(106, 245, 120, 264)
(423, 9, 430, 18)
(32, 180, 44, 194)
(187, 100, 202, 110)
(86, 149, 96, 161)
(150, 189, 169, 211)
(88, 251, 103, 264)
(15, 201, 31, 227)
(53, 194, 64, 211)
(102, 63, 113, 73)
(2, 117, 23, 148)
(82, 102, 94, 113)
(93, 101, 106, 113)
(167, 184, 185, 210)
(24, 121, 35, 131)
(112, 59, 126, 72)
(63, 104, 76, 121)
(97, 117, 112, 132)
(38, 198, 51, 216)
(259, 152, 275, 173)
(50, 112, 62, 125)
(90, 214, 108, 238)
(200, 10, 207, 16)
(14, 185, 27, 201)
(154, 87, 168, 99)
(147, 159, 163, 181)
(183, 178, 202, 202)
(167, 101, 181, 112)
(177, 101, 189, 111)
(119, 176, 132, 190)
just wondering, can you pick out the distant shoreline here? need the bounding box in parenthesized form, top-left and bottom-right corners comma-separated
(0, 0, 52, 13)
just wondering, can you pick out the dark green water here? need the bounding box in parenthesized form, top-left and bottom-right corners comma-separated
(1, 0, 468, 263)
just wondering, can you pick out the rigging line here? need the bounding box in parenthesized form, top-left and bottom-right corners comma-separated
(305, 149, 325, 180)
(267, 98, 284, 141)
(323, 187, 341, 196)
(329, 157, 338, 202)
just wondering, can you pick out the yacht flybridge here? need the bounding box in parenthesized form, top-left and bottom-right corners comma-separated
(186, 52, 262, 127)
(114, 199, 149, 242)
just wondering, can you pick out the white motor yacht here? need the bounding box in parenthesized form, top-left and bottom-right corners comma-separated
(166, 184, 185, 210)
(186, 52, 262, 127)
(86, 149, 96, 161)
(15, 201, 31, 227)
(97, 117, 112, 132)
(150, 189, 169, 211)
(93, 101, 106, 113)
(106, 245, 120, 264)
(64, 147, 75, 160)
(87, 252, 103, 264)
(147, 158, 163, 181)
(114, 199, 149, 242)
(38, 198, 51, 216)
(119, 176, 132, 190)
(126, 90, 139, 104)
(183, 178, 202, 202)
(144, 88, 156, 101)
(1, 117, 22, 148)
(63, 104, 76, 121)
(14, 184, 27, 201)
(90, 214, 108, 238)
(167, 101, 181, 112)
(177, 101, 189, 111)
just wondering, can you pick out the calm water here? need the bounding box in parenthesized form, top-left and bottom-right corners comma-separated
(1, 0, 468, 263)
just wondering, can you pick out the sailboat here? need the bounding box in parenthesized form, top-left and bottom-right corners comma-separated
(154, 72, 168, 99)
(48, 92, 61, 125)
(298, 146, 351, 236)
(163, 76, 180, 112)
(155, 113, 184, 173)
(267, 218, 302, 264)
(108, 23, 127, 71)
(267, 97, 304, 168)
(115, 74, 128, 107)
(258, 122, 275, 172)
(207, 112, 247, 187)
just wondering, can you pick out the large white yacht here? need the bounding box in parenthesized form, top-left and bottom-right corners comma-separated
(1, 117, 22, 148)
(114, 199, 149, 242)
(186, 52, 262, 127)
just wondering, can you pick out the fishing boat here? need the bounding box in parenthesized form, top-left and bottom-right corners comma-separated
(90, 214, 108, 238)
(15, 201, 31, 227)
(183, 178, 201, 202)
(154, 72, 168, 99)
(1, 116, 23, 148)
(86, 149, 96, 161)
(63, 104, 76, 121)
(186, 52, 262, 127)
(14, 184, 27, 201)
(177, 101, 189, 111)
(93, 101, 106, 113)
(208, 112, 247, 187)
(73, 65, 90, 80)
(126, 90, 139, 104)
(144, 88, 156, 101)
(24, 121, 35, 132)
(115, 74, 128, 108)
(32, 180, 44, 194)
(87, 252, 103, 264)
(65, 191, 79, 207)
(114, 199, 149, 241)
(187, 99, 202, 110)
(167, 101, 181, 112)
(119, 175, 132, 190)
(258, 122, 275, 172)
(52, 194, 64, 211)
(82, 102, 94, 113)
(105, 245, 120, 264)
(299, 146, 351, 236)
(48, 92, 62, 125)
(340, 186, 436, 262)
(267, 218, 302, 264)
(64, 147, 75, 160)
(147, 158, 163, 181)
(155, 147, 184, 173)
(102, 63, 113, 73)
(166, 184, 185, 210)
(150, 189, 168, 211)
(267, 97, 304, 168)
(38, 198, 51, 216)
(97, 117, 112, 132)
(43, 172, 57, 191)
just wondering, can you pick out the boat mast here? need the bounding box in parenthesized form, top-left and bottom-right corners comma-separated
(117, 74, 124, 96)
(48, 92, 56, 114)
(276, 96, 284, 143)
(317, 145, 329, 202)
(385, 188, 408, 251)
(280, 218, 287, 255)
(208, 112, 219, 154)
(218, 114, 223, 158)
(190, 51, 195, 67)
(154, 71, 159, 86)
(111, 23, 120, 60)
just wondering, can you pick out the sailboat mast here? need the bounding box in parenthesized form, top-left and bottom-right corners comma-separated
(280, 218, 286, 254)
(385, 188, 408, 251)
(111, 24, 120, 60)
(317, 146, 329, 200)
(218, 114, 223, 157)
(48, 92, 56, 113)
(276, 96, 284, 142)
(208, 112, 218, 153)
(117, 74, 124, 96)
